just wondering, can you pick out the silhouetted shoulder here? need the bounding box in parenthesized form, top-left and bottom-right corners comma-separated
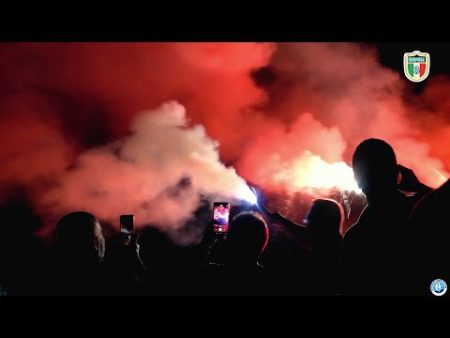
(342, 206, 369, 243)
(342, 223, 358, 243)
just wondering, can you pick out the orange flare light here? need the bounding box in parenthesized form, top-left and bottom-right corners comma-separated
(273, 151, 362, 193)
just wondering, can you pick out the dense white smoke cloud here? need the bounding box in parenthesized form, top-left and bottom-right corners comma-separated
(37, 101, 254, 244)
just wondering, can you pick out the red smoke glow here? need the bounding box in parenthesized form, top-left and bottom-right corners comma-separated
(0, 42, 448, 242)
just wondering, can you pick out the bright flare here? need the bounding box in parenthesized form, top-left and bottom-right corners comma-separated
(274, 151, 362, 193)
(236, 184, 258, 204)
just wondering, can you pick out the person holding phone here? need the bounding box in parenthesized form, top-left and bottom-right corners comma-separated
(103, 214, 148, 294)
(203, 211, 275, 294)
(340, 138, 432, 295)
(120, 214, 134, 246)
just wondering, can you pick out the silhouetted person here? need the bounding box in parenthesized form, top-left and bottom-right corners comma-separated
(205, 211, 273, 294)
(43, 211, 106, 294)
(340, 138, 430, 295)
(305, 199, 343, 294)
(405, 178, 450, 294)
(251, 186, 312, 294)
(102, 230, 151, 294)
(137, 227, 179, 294)
(225, 212, 269, 266)
(137, 200, 212, 295)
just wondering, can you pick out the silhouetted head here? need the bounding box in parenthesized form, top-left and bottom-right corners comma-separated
(304, 199, 343, 242)
(138, 227, 176, 270)
(225, 211, 269, 267)
(352, 138, 398, 202)
(55, 211, 105, 262)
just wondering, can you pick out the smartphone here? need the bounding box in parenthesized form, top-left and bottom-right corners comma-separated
(213, 202, 230, 233)
(120, 214, 134, 244)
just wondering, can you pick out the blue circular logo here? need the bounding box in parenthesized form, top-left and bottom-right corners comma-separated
(430, 279, 447, 296)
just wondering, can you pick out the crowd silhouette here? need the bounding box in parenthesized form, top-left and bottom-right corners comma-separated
(0, 138, 448, 296)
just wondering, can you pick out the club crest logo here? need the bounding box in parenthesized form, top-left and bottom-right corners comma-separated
(404, 50, 430, 82)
